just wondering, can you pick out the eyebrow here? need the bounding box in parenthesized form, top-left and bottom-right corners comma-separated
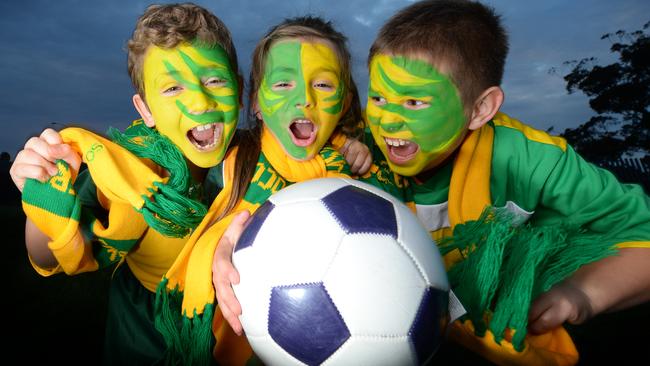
(269, 66, 297, 75)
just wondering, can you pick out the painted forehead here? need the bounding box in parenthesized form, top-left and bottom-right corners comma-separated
(369, 53, 455, 93)
(145, 42, 236, 83)
(265, 38, 342, 74)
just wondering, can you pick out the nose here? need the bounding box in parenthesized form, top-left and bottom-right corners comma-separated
(186, 89, 217, 114)
(295, 87, 314, 109)
(381, 121, 406, 133)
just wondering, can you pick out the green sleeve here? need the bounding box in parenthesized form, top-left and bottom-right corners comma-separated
(490, 125, 650, 245)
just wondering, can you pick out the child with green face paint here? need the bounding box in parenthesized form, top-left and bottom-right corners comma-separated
(363, 1, 650, 366)
(10, 3, 244, 364)
(146, 16, 371, 365)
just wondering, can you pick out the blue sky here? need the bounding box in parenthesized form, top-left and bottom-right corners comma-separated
(1, 0, 648, 157)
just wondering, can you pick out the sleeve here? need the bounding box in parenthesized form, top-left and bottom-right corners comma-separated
(26, 167, 100, 276)
(536, 145, 650, 248)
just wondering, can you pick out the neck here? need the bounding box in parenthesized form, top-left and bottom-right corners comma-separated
(187, 159, 207, 183)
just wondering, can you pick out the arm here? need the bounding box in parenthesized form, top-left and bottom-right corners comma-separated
(212, 210, 250, 336)
(522, 145, 650, 334)
(529, 247, 650, 334)
(10, 128, 82, 271)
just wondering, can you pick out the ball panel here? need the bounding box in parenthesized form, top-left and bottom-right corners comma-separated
(323, 336, 416, 366)
(245, 334, 306, 366)
(269, 283, 350, 366)
(247, 201, 344, 286)
(235, 200, 275, 253)
(322, 185, 397, 238)
(324, 234, 426, 336)
(269, 177, 351, 205)
(232, 245, 271, 336)
(409, 287, 449, 365)
(394, 202, 449, 291)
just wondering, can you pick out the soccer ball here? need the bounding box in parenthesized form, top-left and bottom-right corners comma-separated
(232, 177, 449, 365)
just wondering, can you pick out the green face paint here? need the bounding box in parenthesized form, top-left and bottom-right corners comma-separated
(258, 40, 345, 160)
(143, 42, 239, 168)
(367, 54, 466, 176)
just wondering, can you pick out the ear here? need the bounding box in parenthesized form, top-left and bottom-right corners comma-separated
(467, 86, 504, 130)
(132, 94, 155, 128)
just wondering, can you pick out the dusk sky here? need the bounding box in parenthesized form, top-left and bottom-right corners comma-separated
(1, 0, 648, 157)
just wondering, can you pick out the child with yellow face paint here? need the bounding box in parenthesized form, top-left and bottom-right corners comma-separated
(362, 1, 650, 366)
(9, 4, 245, 364)
(145, 16, 372, 365)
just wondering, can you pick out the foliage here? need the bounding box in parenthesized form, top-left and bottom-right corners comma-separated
(559, 21, 649, 163)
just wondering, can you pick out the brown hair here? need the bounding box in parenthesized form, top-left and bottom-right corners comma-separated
(219, 16, 363, 219)
(369, 0, 509, 111)
(127, 2, 239, 97)
(248, 16, 361, 137)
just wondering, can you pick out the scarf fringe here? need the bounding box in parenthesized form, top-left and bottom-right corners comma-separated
(155, 278, 215, 366)
(109, 126, 207, 238)
(439, 207, 618, 351)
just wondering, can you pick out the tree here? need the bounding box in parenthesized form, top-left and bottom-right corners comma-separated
(558, 21, 649, 164)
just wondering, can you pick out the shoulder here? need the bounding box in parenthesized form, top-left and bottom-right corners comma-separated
(492, 112, 567, 152)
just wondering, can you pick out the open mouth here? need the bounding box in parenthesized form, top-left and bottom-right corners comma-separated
(384, 137, 419, 164)
(187, 123, 223, 151)
(289, 118, 317, 147)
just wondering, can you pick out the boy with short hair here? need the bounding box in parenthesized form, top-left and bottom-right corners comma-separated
(10, 3, 243, 364)
(363, 0, 650, 365)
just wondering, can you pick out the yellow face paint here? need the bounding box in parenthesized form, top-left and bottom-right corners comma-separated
(143, 42, 239, 168)
(367, 54, 466, 176)
(258, 40, 344, 160)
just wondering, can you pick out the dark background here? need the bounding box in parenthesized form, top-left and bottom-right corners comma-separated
(2, 181, 649, 364)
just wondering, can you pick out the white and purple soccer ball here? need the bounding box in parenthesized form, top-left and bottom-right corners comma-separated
(232, 177, 449, 366)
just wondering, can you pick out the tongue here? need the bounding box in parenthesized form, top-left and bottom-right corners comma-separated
(291, 123, 313, 139)
(391, 143, 418, 157)
(191, 126, 214, 142)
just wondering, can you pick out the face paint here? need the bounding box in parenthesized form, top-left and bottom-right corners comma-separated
(258, 40, 344, 160)
(367, 54, 466, 176)
(143, 42, 239, 168)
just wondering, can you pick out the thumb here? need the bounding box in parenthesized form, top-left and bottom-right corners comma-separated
(49, 144, 82, 174)
(224, 210, 251, 244)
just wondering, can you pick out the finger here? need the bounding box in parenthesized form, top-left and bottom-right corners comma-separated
(358, 156, 372, 176)
(223, 210, 251, 244)
(11, 164, 53, 192)
(40, 128, 64, 145)
(14, 149, 59, 176)
(50, 144, 82, 173)
(217, 290, 243, 335)
(339, 139, 352, 155)
(529, 292, 554, 322)
(352, 153, 367, 173)
(24, 137, 58, 163)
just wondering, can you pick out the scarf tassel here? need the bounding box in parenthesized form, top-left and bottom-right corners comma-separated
(439, 207, 618, 351)
(155, 278, 215, 366)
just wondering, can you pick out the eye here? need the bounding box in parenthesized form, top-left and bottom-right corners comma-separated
(370, 95, 387, 106)
(272, 81, 294, 91)
(162, 85, 183, 96)
(313, 80, 334, 91)
(404, 99, 430, 110)
(205, 77, 226, 87)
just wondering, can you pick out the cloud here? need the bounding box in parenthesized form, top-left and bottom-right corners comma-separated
(1, 0, 649, 155)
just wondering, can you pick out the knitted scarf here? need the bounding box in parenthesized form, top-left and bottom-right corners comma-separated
(22, 122, 206, 275)
(436, 123, 618, 366)
(154, 126, 351, 365)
